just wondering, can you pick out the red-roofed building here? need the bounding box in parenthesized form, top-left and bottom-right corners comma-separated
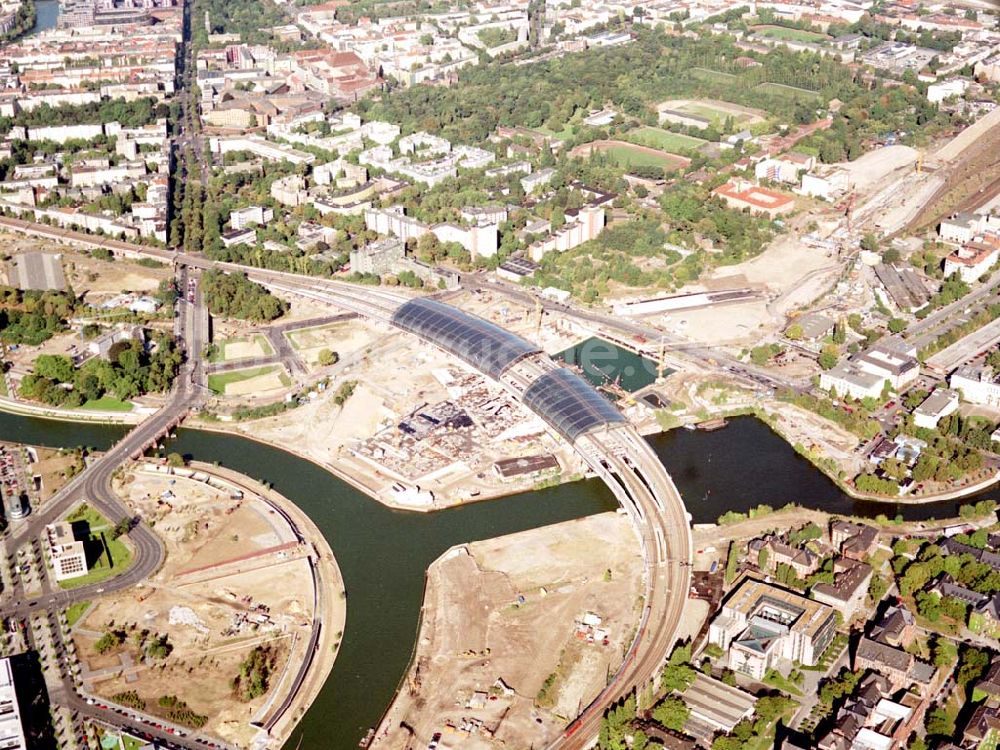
(290, 49, 380, 101)
(712, 180, 795, 218)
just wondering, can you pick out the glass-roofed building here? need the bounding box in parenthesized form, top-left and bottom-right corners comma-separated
(390, 297, 626, 442)
(391, 298, 541, 380)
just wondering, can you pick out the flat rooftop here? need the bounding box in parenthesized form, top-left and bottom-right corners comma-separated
(682, 673, 757, 733)
(8, 252, 65, 291)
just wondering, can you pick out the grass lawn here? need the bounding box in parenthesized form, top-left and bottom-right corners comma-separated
(691, 67, 738, 83)
(79, 397, 134, 412)
(754, 24, 830, 43)
(680, 103, 754, 125)
(65, 600, 91, 628)
(537, 122, 577, 141)
(0, 375, 7, 397)
(763, 670, 804, 696)
(628, 127, 706, 152)
(59, 504, 133, 590)
(210, 335, 275, 363)
(207, 365, 279, 394)
(602, 144, 685, 169)
(121, 735, 145, 750)
(755, 82, 823, 101)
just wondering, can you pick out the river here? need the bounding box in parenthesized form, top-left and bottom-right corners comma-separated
(30, 0, 59, 34)
(0, 412, 990, 749)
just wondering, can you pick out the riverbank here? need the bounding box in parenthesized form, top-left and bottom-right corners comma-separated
(77, 460, 344, 750)
(0, 394, 146, 424)
(758, 402, 1000, 505)
(371, 513, 646, 750)
(183, 461, 344, 750)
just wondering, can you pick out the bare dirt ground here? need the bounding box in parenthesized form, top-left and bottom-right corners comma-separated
(373, 513, 644, 750)
(834, 145, 918, 193)
(0, 235, 167, 300)
(223, 367, 288, 397)
(221, 337, 271, 362)
(215, 317, 575, 509)
(75, 468, 340, 748)
(285, 321, 373, 367)
(652, 228, 842, 347)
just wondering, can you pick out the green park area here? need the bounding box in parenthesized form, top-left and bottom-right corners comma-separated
(66, 600, 92, 627)
(59, 504, 133, 590)
(753, 24, 831, 43)
(206, 334, 275, 363)
(79, 397, 134, 412)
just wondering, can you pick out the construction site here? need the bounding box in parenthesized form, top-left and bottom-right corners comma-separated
(372, 513, 645, 750)
(71, 463, 342, 749)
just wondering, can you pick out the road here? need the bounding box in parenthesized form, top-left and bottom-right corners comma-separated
(0, 268, 207, 620)
(0, 219, 714, 749)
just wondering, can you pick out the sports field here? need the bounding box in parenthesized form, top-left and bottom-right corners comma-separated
(753, 25, 830, 43)
(657, 99, 768, 128)
(626, 127, 706, 152)
(572, 140, 690, 171)
(755, 82, 823, 101)
(208, 335, 274, 363)
(690, 67, 738, 83)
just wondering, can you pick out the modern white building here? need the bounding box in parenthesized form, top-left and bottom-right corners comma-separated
(913, 388, 959, 429)
(0, 657, 26, 750)
(229, 205, 274, 230)
(44, 522, 88, 581)
(709, 579, 837, 680)
(943, 241, 999, 284)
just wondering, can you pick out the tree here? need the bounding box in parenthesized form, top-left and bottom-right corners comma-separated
(785, 323, 803, 341)
(861, 233, 879, 253)
(818, 345, 839, 370)
(317, 349, 339, 366)
(94, 630, 126, 654)
(661, 643, 696, 693)
(888, 317, 907, 334)
(868, 574, 888, 605)
(167, 453, 185, 468)
(651, 695, 689, 731)
(956, 646, 989, 688)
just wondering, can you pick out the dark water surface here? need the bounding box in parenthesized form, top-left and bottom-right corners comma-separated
(0, 412, 986, 749)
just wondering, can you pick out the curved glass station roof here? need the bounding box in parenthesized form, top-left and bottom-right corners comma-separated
(523, 368, 625, 441)
(391, 298, 541, 380)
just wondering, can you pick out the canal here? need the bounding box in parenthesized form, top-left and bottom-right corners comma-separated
(0, 412, 989, 749)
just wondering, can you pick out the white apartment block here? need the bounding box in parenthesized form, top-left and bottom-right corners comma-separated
(943, 241, 999, 284)
(529, 205, 606, 262)
(951, 365, 1000, 408)
(432, 221, 499, 259)
(0, 658, 26, 750)
(270, 175, 309, 207)
(364, 206, 428, 242)
(229, 205, 274, 230)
